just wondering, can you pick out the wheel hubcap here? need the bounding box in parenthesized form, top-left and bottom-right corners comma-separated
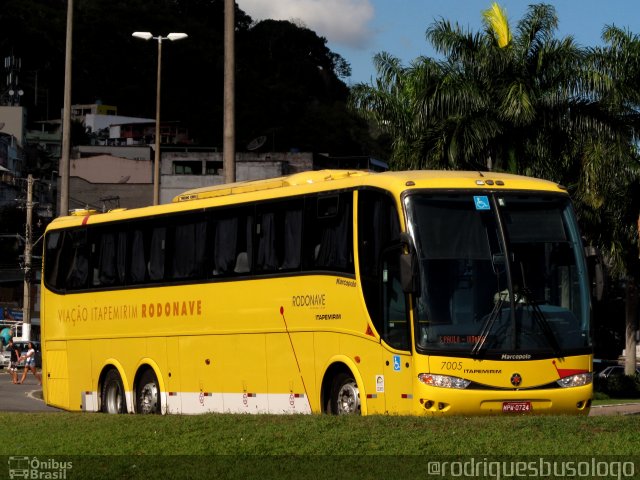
(105, 385, 123, 413)
(337, 381, 360, 414)
(139, 382, 158, 414)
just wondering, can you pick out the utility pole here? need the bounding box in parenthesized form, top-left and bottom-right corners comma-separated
(154, 35, 163, 205)
(60, 0, 73, 216)
(22, 174, 33, 341)
(223, 0, 236, 183)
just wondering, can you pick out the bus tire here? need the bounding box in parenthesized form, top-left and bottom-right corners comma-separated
(136, 369, 161, 414)
(329, 372, 361, 415)
(101, 369, 126, 414)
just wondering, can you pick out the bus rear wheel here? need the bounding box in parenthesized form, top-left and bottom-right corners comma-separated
(329, 372, 361, 415)
(101, 369, 126, 414)
(136, 369, 160, 414)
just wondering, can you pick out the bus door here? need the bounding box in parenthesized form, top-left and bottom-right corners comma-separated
(380, 251, 414, 414)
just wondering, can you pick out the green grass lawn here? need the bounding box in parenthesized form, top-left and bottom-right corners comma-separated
(1, 413, 638, 479)
(1, 412, 638, 455)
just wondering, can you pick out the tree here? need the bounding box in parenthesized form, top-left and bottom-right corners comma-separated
(351, 3, 594, 176)
(1, 0, 376, 154)
(236, 19, 370, 154)
(350, 2, 640, 363)
(581, 26, 640, 373)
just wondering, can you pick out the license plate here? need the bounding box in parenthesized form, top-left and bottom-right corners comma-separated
(502, 401, 532, 413)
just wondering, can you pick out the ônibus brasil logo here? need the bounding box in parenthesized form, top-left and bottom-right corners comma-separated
(8, 456, 72, 479)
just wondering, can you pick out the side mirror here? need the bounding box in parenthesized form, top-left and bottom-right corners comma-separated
(400, 253, 419, 295)
(585, 245, 605, 302)
(399, 232, 420, 295)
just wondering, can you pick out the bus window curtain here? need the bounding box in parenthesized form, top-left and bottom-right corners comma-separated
(149, 227, 166, 280)
(173, 221, 207, 279)
(130, 230, 146, 283)
(257, 213, 278, 271)
(316, 200, 352, 270)
(65, 231, 89, 289)
(241, 215, 253, 273)
(117, 232, 127, 284)
(45, 231, 63, 289)
(281, 208, 302, 269)
(214, 217, 237, 275)
(98, 233, 117, 285)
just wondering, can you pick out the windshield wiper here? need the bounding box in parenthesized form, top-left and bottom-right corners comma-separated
(471, 292, 506, 356)
(520, 287, 563, 357)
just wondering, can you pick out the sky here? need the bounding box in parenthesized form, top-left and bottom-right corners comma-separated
(237, 0, 640, 85)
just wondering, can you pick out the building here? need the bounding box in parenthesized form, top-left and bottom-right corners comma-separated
(60, 104, 387, 208)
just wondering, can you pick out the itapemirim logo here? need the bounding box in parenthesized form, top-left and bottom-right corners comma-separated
(8, 456, 72, 479)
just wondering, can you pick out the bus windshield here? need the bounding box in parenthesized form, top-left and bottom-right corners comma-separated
(406, 192, 591, 358)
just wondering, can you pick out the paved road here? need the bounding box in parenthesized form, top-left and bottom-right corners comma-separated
(0, 370, 59, 412)
(1, 369, 638, 415)
(589, 402, 640, 416)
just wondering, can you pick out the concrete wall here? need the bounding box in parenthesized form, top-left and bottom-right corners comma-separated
(159, 151, 313, 203)
(68, 177, 152, 211)
(0, 106, 25, 146)
(71, 155, 152, 183)
(76, 145, 151, 160)
(160, 161, 286, 203)
(85, 114, 153, 133)
(63, 149, 318, 210)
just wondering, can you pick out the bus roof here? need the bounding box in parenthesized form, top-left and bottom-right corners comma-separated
(173, 169, 565, 202)
(46, 169, 567, 229)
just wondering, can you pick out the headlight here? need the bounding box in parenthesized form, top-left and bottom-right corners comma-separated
(556, 373, 593, 388)
(418, 373, 471, 389)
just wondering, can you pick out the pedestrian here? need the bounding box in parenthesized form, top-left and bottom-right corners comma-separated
(18, 342, 41, 385)
(6, 339, 20, 384)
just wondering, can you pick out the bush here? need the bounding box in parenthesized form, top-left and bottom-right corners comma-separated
(592, 390, 610, 400)
(600, 374, 640, 398)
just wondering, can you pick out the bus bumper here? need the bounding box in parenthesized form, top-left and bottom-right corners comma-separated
(414, 384, 592, 415)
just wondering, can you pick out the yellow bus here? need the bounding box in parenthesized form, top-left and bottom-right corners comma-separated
(41, 170, 593, 416)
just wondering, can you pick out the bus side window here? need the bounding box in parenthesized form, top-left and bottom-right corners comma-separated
(44, 231, 64, 290)
(65, 230, 89, 290)
(381, 250, 410, 350)
(357, 189, 401, 337)
(281, 207, 302, 269)
(212, 208, 253, 276)
(303, 193, 354, 273)
(94, 232, 115, 286)
(256, 200, 302, 273)
(256, 211, 278, 271)
(171, 219, 207, 280)
(130, 229, 147, 283)
(148, 227, 166, 281)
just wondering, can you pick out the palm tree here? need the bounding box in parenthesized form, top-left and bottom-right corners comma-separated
(349, 52, 444, 170)
(351, 3, 640, 367)
(351, 3, 594, 175)
(581, 26, 640, 375)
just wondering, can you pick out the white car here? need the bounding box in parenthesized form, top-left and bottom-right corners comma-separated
(0, 349, 10, 369)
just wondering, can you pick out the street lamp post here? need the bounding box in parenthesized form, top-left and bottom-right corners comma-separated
(132, 31, 188, 205)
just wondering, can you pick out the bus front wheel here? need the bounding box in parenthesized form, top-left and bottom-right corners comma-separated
(101, 369, 126, 414)
(329, 372, 361, 415)
(136, 369, 161, 414)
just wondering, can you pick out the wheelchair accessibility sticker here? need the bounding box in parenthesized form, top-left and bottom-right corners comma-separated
(393, 355, 401, 371)
(474, 196, 490, 210)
